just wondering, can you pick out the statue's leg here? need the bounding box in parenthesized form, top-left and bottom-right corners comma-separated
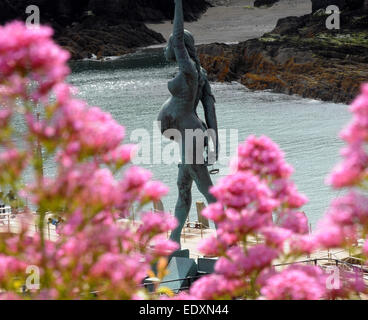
(189, 164, 217, 205)
(190, 164, 218, 230)
(170, 164, 193, 246)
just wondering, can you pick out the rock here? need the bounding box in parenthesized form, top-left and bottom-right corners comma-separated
(254, 0, 280, 8)
(57, 17, 166, 59)
(198, 9, 368, 104)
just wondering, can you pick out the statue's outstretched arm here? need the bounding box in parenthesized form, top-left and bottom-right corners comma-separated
(202, 80, 219, 160)
(172, 0, 196, 75)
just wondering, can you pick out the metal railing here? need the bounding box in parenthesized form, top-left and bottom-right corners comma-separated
(0, 206, 13, 233)
(142, 257, 368, 294)
(0, 205, 12, 216)
(0, 209, 58, 240)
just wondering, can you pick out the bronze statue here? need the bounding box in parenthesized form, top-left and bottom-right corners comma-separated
(158, 0, 219, 246)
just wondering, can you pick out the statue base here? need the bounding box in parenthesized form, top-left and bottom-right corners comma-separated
(169, 249, 190, 261)
(197, 257, 218, 274)
(159, 256, 198, 292)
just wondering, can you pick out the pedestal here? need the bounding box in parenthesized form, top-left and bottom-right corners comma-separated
(197, 257, 218, 274)
(159, 256, 198, 292)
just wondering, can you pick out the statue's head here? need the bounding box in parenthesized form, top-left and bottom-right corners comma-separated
(164, 29, 196, 62)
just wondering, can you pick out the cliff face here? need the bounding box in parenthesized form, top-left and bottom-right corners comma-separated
(0, 0, 210, 59)
(198, 4, 368, 104)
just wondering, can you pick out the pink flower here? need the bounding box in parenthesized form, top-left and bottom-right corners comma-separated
(90, 253, 149, 285)
(328, 192, 368, 225)
(363, 239, 368, 257)
(151, 237, 179, 256)
(341, 86, 368, 144)
(118, 166, 153, 213)
(328, 144, 368, 188)
(77, 107, 125, 153)
(211, 171, 277, 211)
(58, 236, 89, 259)
(261, 226, 292, 250)
(272, 179, 308, 209)
(213, 245, 277, 278)
(85, 168, 119, 207)
(314, 217, 357, 249)
(190, 274, 244, 300)
(43, 165, 120, 210)
(314, 192, 368, 250)
(202, 203, 226, 223)
(328, 85, 368, 188)
(0, 22, 70, 100)
(198, 236, 225, 257)
(289, 235, 317, 255)
(216, 209, 272, 241)
(60, 210, 84, 236)
(0, 255, 27, 281)
(215, 246, 247, 278)
(122, 166, 152, 190)
(103, 144, 137, 166)
(260, 265, 326, 300)
(138, 212, 178, 236)
(234, 135, 293, 179)
(140, 181, 169, 204)
(279, 211, 309, 234)
(242, 245, 278, 274)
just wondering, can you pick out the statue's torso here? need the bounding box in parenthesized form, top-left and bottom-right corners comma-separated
(158, 68, 202, 137)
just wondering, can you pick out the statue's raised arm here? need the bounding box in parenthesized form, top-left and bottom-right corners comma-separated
(172, 0, 196, 75)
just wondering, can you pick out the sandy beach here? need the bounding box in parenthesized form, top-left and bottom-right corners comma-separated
(147, 0, 312, 45)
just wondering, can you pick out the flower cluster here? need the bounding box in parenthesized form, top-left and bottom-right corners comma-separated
(183, 135, 323, 300)
(189, 85, 368, 300)
(0, 22, 178, 300)
(188, 115, 368, 300)
(307, 84, 368, 299)
(319, 86, 368, 252)
(258, 265, 327, 300)
(329, 84, 368, 188)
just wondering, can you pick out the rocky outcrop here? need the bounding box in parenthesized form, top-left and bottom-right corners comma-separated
(0, 0, 210, 59)
(198, 5, 368, 104)
(56, 18, 166, 60)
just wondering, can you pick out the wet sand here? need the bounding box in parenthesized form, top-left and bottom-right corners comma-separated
(147, 0, 311, 45)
